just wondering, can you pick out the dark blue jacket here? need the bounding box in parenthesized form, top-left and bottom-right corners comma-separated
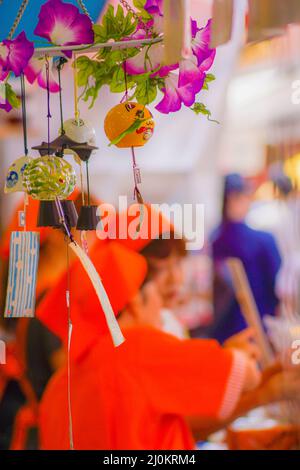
(210, 221, 281, 343)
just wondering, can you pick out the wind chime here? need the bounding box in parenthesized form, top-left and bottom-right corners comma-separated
(4, 73, 39, 318)
(104, 0, 155, 204)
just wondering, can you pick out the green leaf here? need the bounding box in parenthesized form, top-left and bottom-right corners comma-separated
(191, 102, 219, 123)
(109, 118, 147, 146)
(133, 0, 146, 9)
(95, 4, 138, 42)
(205, 73, 216, 83)
(134, 78, 157, 105)
(5, 83, 20, 109)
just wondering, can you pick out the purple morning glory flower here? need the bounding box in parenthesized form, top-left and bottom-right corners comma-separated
(156, 65, 205, 115)
(34, 0, 94, 54)
(144, 0, 163, 16)
(192, 19, 216, 68)
(0, 32, 34, 77)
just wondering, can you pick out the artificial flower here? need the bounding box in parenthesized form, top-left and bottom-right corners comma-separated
(0, 100, 12, 112)
(24, 57, 60, 93)
(191, 18, 216, 68)
(156, 70, 205, 114)
(125, 42, 163, 75)
(0, 32, 34, 77)
(178, 56, 206, 94)
(34, 0, 94, 57)
(144, 0, 163, 16)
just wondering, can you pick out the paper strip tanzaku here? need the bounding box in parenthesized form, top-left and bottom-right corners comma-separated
(69, 242, 125, 347)
(4, 231, 40, 318)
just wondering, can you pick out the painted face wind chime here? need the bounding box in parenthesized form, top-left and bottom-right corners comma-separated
(104, 101, 155, 203)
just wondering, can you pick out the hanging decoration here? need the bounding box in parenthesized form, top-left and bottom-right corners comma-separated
(23, 156, 76, 201)
(104, 101, 155, 202)
(104, 102, 155, 148)
(4, 231, 40, 318)
(4, 68, 40, 319)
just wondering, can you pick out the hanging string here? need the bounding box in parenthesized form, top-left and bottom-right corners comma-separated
(20, 72, 29, 231)
(122, 63, 144, 204)
(66, 242, 74, 450)
(20, 73, 28, 156)
(73, 53, 80, 125)
(131, 146, 143, 204)
(75, 0, 93, 22)
(45, 56, 52, 155)
(57, 58, 67, 135)
(7, 0, 30, 40)
(86, 161, 91, 206)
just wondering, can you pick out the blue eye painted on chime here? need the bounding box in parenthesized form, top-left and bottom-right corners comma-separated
(6, 171, 19, 188)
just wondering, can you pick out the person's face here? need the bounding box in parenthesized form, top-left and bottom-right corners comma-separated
(128, 282, 163, 329)
(146, 252, 184, 309)
(226, 192, 252, 222)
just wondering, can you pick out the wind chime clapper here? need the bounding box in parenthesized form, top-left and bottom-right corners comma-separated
(104, 102, 155, 204)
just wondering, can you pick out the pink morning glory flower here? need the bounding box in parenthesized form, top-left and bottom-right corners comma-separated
(24, 57, 60, 93)
(34, 0, 94, 57)
(0, 32, 34, 77)
(191, 19, 216, 68)
(156, 68, 205, 114)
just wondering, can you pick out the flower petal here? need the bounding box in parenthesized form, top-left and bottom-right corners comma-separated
(192, 19, 216, 68)
(177, 82, 197, 107)
(34, 0, 94, 46)
(2, 32, 34, 77)
(24, 57, 44, 84)
(0, 59, 9, 81)
(24, 57, 60, 93)
(155, 74, 182, 114)
(145, 0, 163, 15)
(199, 49, 216, 72)
(37, 65, 60, 93)
(126, 43, 163, 75)
(178, 57, 206, 96)
(0, 98, 12, 112)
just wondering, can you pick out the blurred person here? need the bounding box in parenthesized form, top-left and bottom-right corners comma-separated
(38, 241, 261, 450)
(248, 168, 300, 316)
(37, 206, 300, 450)
(210, 173, 282, 343)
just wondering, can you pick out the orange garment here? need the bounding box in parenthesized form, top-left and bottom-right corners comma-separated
(38, 206, 247, 450)
(36, 242, 147, 361)
(0, 196, 51, 260)
(0, 189, 84, 260)
(39, 326, 246, 450)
